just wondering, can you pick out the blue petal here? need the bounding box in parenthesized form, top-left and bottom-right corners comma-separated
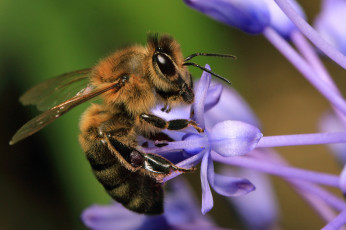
(182, 133, 208, 155)
(193, 65, 212, 128)
(184, 0, 270, 34)
(165, 179, 202, 224)
(81, 203, 147, 230)
(165, 179, 222, 229)
(225, 167, 279, 230)
(200, 149, 213, 214)
(212, 173, 255, 197)
(210, 120, 263, 157)
(205, 82, 261, 129)
(204, 83, 223, 112)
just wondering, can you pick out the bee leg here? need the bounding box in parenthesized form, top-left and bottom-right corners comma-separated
(140, 113, 204, 133)
(160, 103, 171, 113)
(143, 153, 195, 175)
(104, 133, 143, 170)
(143, 132, 175, 147)
(106, 134, 193, 177)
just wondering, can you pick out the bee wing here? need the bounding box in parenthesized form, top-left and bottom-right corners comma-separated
(10, 79, 127, 145)
(20, 68, 92, 111)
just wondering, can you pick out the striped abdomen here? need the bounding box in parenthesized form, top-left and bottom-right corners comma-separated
(83, 139, 163, 214)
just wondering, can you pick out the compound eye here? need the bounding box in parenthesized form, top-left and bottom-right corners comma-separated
(155, 53, 176, 76)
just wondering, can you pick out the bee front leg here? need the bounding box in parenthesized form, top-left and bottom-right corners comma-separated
(140, 113, 204, 133)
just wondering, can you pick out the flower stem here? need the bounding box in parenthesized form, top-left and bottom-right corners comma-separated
(212, 152, 340, 187)
(291, 30, 339, 94)
(257, 132, 346, 148)
(291, 31, 346, 125)
(321, 209, 346, 230)
(254, 149, 346, 211)
(274, 0, 346, 69)
(263, 27, 346, 115)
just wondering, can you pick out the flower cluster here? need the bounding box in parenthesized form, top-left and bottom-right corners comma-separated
(82, 0, 346, 229)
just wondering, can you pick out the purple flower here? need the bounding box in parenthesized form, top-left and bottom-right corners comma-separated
(183, 0, 305, 37)
(315, 0, 346, 55)
(147, 66, 259, 214)
(82, 64, 346, 228)
(181, 0, 346, 228)
(148, 66, 346, 228)
(183, 0, 270, 34)
(183, 0, 346, 110)
(82, 179, 225, 230)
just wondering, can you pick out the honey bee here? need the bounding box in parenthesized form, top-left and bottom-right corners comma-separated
(10, 34, 234, 214)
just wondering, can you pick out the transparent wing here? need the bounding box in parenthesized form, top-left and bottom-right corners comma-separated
(20, 68, 92, 111)
(10, 78, 128, 145)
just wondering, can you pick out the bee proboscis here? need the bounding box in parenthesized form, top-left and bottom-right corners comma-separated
(10, 34, 234, 214)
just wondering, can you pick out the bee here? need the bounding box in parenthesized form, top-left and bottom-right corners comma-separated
(10, 34, 234, 214)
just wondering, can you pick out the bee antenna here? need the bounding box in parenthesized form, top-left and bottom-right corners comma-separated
(183, 62, 232, 85)
(184, 53, 237, 62)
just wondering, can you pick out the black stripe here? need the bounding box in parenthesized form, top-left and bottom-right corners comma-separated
(103, 181, 121, 191)
(108, 137, 133, 164)
(86, 152, 115, 171)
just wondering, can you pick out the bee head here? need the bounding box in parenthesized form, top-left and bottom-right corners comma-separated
(147, 34, 194, 105)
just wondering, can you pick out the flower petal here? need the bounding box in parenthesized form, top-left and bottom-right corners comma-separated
(205, 82, 261, 129)
(225, 167, 279, 230)
(193, 65, 212, 128)
(165, 179, 222, 230)
(210, 120, 263, 157)
(182, 133, 208, 155)
(81, 203, 147, 230)
(211, 173, 255, 197)
(200, 149, 213, 214)
(184, 0, 270, 34)
(204, 83, 223, 112)
(165, 179, 202, 224)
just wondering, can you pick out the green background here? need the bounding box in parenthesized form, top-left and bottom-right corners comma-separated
(1, 1, 344, 229)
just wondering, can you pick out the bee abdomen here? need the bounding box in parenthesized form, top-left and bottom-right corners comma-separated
(84, 139, 163, 214)
(85, 142, 128, 192)
(123, 176, 163, 214)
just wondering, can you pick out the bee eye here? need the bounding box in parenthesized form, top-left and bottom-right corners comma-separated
(155, 53, 176, 76)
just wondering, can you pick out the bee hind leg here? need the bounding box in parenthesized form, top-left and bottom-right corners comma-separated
(142, 132, 174, 147)
(140, 113, 204, 133)
(143, 153, 195, 176)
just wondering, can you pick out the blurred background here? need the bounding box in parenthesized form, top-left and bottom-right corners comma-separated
(1, 0, 345, 229)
